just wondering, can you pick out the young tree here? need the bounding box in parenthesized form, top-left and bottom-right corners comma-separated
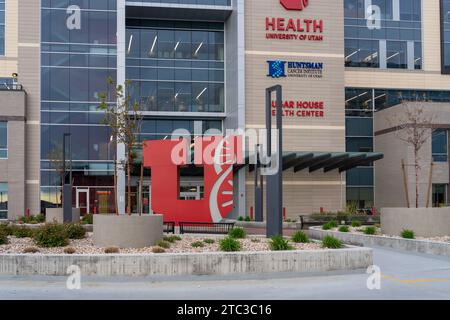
(98, 77, 143, 215)
(388, 102, 434, 208)
(47, 145, 65, 207)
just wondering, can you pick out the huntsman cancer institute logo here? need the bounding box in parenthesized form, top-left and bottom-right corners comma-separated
(268, 60, 323, 79)
(267, 60, 287, 78)
(280, 0, 309, 11)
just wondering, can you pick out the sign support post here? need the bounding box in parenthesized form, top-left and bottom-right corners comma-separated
(265, 85, 283, 237)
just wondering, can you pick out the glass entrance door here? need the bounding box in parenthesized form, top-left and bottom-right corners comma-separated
(76, 189, 89, 215)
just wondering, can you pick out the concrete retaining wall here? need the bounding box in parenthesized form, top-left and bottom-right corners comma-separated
(381, 208, 450, 237)
(0, 247, 372, 277)
(308, 227, 450, 257)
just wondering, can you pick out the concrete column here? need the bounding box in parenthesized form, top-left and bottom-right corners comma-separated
(116, 0, 126, 215)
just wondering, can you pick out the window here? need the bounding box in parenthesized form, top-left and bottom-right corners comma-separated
(0, 122, 7, 158)
(432, 129, 448, 162)
(0, 0, 4, 55)
(0, 183, 7, 219)
(432, 184, 447, 207)
(345, 0, 422, 70)
(125, 20, 225, 113)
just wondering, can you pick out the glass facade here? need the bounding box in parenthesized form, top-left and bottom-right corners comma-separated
(441, 0, 450, 73)
(432, 129, 448, 162)
(40, 0, 117, 213)
(345, 88, 375, 209)
(126, 20, 225, 113)
(0, 182, 6, 219)
(345, 0, 422, 69)
(126, 0, 231, 5)
(0, 0, 4, 56)
(346, 88, 450, 208)
(0, 121, 6, 159)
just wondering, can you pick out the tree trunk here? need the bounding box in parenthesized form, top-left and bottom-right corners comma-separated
(414, 148, 419, 208)
(139, 162, 144, 216)
(127, 160, 132, 215)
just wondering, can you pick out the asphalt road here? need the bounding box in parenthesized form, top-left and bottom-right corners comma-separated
(0, 246, 449, 300)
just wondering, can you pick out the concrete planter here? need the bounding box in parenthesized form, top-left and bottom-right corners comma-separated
(381, 207, 450, 237)
(308, 227, 450, 257)
(45, 208, 80, 224)
(0, 246, 372, 277)
(93, 214, 163, 248)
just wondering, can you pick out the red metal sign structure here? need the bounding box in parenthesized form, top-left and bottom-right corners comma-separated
(280, 0, 309, 11)
(143, 136, 242, 223)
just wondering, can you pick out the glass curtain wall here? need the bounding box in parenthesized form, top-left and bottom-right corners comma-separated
(346, 87, 450, 209)
(125, 19, 225, 213)
(345, 0, 422, 69)
(345, 88, 375, 209)
(126, 0, 231, 5)
(40, 0, 117, 214)
(126, 20, 225, 113)
(0, 0, 4, 56)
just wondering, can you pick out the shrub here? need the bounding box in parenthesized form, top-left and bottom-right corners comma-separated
(322, 235, 343, 249)
(228, 227, 246, 239)
(0, 229, 8, 245)
(0, 223, 12, 236)
(64, 223, 86, 239)
(152, 247, 165, 253)
(269, 236, 293, 251)
(351, 220, 362, 228)
(163, 235, 181, 243)
(401, 229, 415, 239)
(219, 237, 241, 252)
(33, 223, 69, 248)
(338, 225, 350, 233)
(328, 220, 338, 228)
(81, 213, 93, 225)
(322, 223, 331, 230)
(191, 241, 205, 248)
(23, 247, 40, 254)
(11, 226, 34, 238)
(244, 216, 252, 222)
(291, 231, 310, 243)
(64, 247, 76, 254)
(104, 246, 119, 254)
(237, 216, 244, 221)
(157, 240, 171, 249)
(364, 226, 376, 235)
(203, 239, 215, 244)
(35, 214, 45, 223)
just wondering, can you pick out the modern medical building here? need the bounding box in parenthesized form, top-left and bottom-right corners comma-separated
(1, 0, 450, 221)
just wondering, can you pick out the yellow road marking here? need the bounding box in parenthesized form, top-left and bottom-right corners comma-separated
(382, 274, 450, 285)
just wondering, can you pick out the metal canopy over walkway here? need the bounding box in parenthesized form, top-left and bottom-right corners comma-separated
(246, 151, 384, 173)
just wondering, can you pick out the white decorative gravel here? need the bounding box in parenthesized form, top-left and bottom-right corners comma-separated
(0, 233, 324, 255)
(329, 226, 450, 243)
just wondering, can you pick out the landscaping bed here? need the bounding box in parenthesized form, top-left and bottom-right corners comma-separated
(317, 224, 450, 244)
(0, 232, 327, 255)
(309, 226, 450, 257)
(0, 223, 373, 276)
